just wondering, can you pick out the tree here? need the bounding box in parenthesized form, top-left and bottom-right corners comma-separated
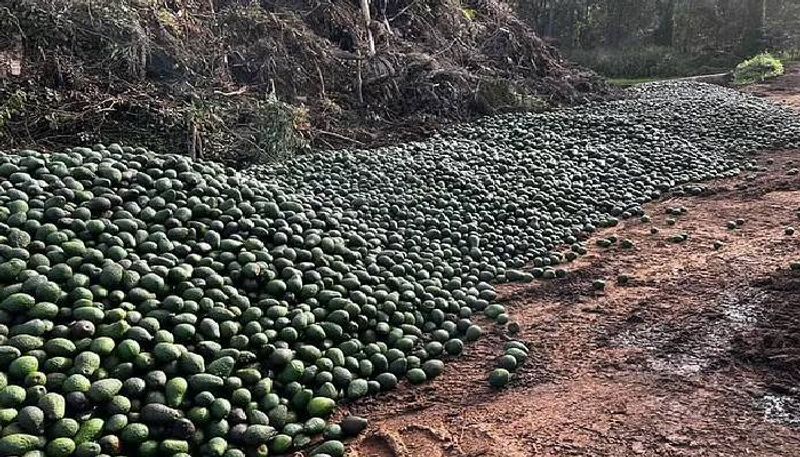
(360, 0, 376, 56)
(603, 0, 640, 47)
(654, 0, 675, 46)
(741, 0, 766, 54)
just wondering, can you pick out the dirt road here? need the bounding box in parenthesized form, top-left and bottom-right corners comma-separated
(338, 76, 800, 457)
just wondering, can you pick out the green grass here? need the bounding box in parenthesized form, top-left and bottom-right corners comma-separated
(608, 77, 667, 87)
(777, 48, 800, 65)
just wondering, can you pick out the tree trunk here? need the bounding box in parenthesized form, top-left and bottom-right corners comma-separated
(537, 0, 549, 35)
(359, 0, 376, 56)
(546, 1, 556, 38)
(604, 0, 628, 47)
(567, 3, 577, 48)
(742, 0, 766, 54)
(654, 0, 675, 46)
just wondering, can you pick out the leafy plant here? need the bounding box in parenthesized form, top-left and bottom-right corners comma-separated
(462, 8, 478, 21)
(0, 90, 27, 139)
(733, 53, 785, 86)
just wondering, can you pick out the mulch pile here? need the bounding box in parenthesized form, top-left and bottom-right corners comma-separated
(0, 0, 612, 165)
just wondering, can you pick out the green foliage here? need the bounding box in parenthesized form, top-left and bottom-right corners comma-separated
(462, 8, 477, 21)
(777, 48, 800, 64)
(244, 97, 308, 164)
(0, 91, 27, 140)
(473, 78, 548, 115)
(2, 0, 151, 78)
(733, 53, 785, 86)
(518, 0, 800, 79)
(568, 46, 735, 79)
(189, 95, 308, 164)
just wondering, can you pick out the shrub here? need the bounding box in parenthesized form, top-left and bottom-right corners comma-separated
(188, 94, 308, 165)
(473, 78, 548, 114)
(733, 53, 785, 86)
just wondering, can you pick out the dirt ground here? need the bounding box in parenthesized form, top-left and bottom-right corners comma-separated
(744, 64, 800, 110)
(338, 78, 800, 456)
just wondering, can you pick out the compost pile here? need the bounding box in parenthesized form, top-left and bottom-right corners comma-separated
(0, 82, 796, 457)
(0, 0, 609, 164)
